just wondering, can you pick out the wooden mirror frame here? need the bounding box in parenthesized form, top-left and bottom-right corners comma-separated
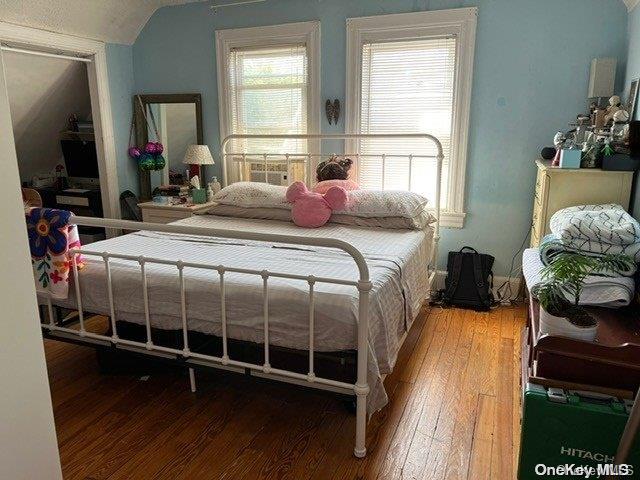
(133, 93, 203, 200)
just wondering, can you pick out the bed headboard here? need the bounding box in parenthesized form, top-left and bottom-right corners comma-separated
(220, 132, 444, 226)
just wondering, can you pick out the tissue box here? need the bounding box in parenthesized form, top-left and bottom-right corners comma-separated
(191, 188, 207, 204)
(559, 149, 582, 169)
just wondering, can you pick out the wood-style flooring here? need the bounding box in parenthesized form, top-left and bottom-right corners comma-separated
(45, 305, 526, 479)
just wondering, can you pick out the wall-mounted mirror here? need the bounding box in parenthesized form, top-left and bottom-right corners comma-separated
(134, 93, 203, 200)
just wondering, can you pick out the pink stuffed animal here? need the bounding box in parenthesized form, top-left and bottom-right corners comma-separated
(286, 181, 348, 228)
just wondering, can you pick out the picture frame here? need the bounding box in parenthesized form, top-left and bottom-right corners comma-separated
(628, 78, 639, 121)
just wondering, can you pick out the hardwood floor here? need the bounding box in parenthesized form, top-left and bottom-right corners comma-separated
(45, 305, 526, 479)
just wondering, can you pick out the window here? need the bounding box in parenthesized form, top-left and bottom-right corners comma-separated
(216, 22, 320, 185)
(346, 9, 477, 228)
(229, 44, 308, 154)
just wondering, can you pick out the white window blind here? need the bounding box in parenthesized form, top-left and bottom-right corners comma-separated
(359, 37, 456, 206)
(228, 44, 308, 155)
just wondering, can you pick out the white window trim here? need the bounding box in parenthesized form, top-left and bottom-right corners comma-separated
(345, 8, 477, 229)
(215, 21, 321, 183)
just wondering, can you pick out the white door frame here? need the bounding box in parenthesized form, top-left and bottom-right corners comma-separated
(0, 22, 121, 220)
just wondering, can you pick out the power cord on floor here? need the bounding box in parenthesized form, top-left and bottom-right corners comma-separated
(495, 222, 532, 305)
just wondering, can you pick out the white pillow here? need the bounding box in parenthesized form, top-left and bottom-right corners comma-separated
(331, 210, 435, 230)
(202, 204, 292, 221)
(212, 182, 290, 209)
(210, 183, 432, 229)
(336, 190, 429, 218)
(201, 204, 434, 230)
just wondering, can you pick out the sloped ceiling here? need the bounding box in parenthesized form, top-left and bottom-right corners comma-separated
(0, 0, 205, 45)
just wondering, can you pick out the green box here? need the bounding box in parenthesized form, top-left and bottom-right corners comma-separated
(518, 383, 639, 479)
(191, 188, 207, 204)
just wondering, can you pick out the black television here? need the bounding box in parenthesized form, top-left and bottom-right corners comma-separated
(60, 139, 99, 186)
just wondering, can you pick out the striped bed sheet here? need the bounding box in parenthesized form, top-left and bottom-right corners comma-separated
(44, 214, 433, 412)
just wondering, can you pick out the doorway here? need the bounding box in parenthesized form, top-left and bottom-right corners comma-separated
(0, 22, 121, 222)
(3, 48, 109, 243)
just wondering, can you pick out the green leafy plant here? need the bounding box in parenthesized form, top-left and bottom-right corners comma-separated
(534, 252, 634, 316)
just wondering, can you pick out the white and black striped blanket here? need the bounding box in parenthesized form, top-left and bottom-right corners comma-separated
(547, 204, 640, 263)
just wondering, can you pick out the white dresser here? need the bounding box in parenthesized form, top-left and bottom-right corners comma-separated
(530, 160, 634, 247)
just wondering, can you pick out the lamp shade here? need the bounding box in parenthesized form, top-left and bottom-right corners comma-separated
(183, 145, 215, 165)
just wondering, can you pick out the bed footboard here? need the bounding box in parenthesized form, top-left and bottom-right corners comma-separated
(42, 215, 374, 457)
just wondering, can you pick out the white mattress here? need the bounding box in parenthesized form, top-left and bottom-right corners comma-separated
(47, 215, 433, 412)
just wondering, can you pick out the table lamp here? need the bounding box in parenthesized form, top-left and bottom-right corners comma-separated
(183, 144, 215, 186)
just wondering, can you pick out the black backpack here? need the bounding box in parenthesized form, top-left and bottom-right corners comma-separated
(432, 246, 495, 311)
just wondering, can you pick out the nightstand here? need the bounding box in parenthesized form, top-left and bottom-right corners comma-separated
(138, 201, 217, 224)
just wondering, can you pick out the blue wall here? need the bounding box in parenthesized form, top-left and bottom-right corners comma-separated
(129, 0, 628, 274)
(105, 43, 138, 195)
(624, 5, 640, 216)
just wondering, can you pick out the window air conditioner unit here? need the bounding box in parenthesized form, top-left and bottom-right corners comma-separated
(249, 162, 289, 185)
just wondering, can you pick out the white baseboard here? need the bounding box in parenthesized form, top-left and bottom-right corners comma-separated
(432, 270, 524, 304)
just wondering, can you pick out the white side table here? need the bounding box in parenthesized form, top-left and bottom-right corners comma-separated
(138, 201, 217, 224)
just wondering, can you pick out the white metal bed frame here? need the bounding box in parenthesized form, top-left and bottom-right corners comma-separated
(39, 133, 443, 458)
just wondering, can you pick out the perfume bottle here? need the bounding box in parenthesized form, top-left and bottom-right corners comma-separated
(210, 176, 221, 194)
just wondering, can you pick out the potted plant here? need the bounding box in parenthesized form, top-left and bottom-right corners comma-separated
(533, 252, 634, 342)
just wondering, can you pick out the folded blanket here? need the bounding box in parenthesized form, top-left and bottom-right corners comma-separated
(26, 208, 83, 300)
(523, 248, 634, 308)
(539, 234, 637, 276)
(550, 204, 640, 257)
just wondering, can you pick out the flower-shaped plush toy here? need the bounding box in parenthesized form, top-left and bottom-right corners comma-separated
(26, 208, 83, 295)
(26, 208, 72, 258)
(286, 181, 348, 228)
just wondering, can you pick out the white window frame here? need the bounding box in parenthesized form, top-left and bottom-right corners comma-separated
(345, 8, 477, 228)
(215, 21, 321, 182)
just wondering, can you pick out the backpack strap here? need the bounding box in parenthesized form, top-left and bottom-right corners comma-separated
(443, 254, 464, 302)
(472, 254, 492, 307)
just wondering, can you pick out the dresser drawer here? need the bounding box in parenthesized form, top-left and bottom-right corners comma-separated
(141, 209, 190, 224)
